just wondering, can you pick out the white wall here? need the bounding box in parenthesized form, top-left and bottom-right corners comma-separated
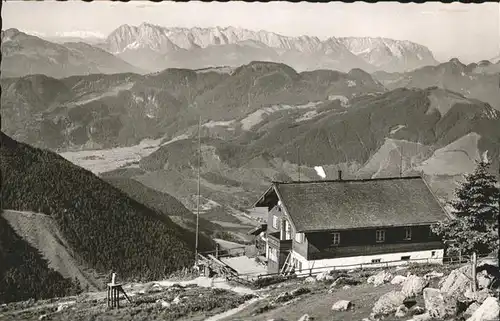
(290, 248, 444, 275)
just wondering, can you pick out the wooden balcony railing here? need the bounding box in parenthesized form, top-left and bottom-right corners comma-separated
(268, 232, 292, 252)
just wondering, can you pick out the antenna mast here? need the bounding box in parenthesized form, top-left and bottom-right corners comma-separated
(297, 147, 301, 182)
(195, 114, 201, 265)
(399, 145, 403, 178)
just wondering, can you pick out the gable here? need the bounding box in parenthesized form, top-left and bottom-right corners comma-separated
(255, 185, 298, 231)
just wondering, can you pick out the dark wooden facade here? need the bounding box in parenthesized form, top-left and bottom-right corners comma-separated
(306, 225, 442, 260)
(266, 206, 444, 273)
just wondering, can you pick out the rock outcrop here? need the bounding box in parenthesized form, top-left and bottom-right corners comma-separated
(466, 296, 500, 321)
(368, 271, 393, 287)
(401, 275, 429, 297)
(423, 287, 459, 319)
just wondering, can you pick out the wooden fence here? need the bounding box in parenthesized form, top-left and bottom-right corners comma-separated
(237, 253, 494, 281)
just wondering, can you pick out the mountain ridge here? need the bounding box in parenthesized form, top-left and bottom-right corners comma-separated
(94, 23, 439, 73)
(1, 28, 145, 79)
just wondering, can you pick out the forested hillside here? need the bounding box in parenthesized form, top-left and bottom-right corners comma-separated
(0, 215, 81, 303)
(0, 132, 214, 282)
(102, 176, 223, 235)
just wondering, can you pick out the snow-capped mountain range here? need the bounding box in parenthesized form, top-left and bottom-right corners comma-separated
(93, 23, 439, 73)
(338, 37, 437, 72)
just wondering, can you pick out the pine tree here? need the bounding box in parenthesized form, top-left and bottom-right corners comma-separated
(432, 160, 499, 257)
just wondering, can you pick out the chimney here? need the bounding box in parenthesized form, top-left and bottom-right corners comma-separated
(338, 170, 343, 181)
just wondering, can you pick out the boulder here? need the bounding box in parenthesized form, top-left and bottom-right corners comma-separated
(342, 285, 351, 289)
(395, 305, 409, 317)
(274, 292, 293, 303)
(316, 271, 334, 282)
(56, 302, 75, 312)
(401, 275, 429, 297)
(440, 265, 472, 297)
(391, 275, 407, 285)
(423, 288, 458, 319)
(466, 296, 500, 321)
(424, 271, 444, 280)
(304, 276, 316, 283)
(331, 300, 353, 311)
(464, 302, 481, 317)
(409, 312, 433, 321)
(464, 288, 493, 304)
(331, 276, 360, 288)
(291, 287, 311, 297)
(372, 291, 406, 316)
(410, 305, 425, 315)
(368, 271, 393, 287)
(156, 299, 171, 308)
(172, 296, 182, 305)
(297, 314, 313, 321)
(478, 257, 498, 268)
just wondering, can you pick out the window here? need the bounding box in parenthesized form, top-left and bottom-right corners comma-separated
(376, 230, 386, 243)
(284, 220, 292, 240)
(401, 256, 411, 261)
(272, 215, 279, 229)
(431, 251, 436, 258)
(295, 232, 304, 243)
(331, 232, 341, 246)
(404, 227, 412, 240)
(268, 247, 278, 262)
(429, 227, 434, 237)
(372, 259, 381, 263)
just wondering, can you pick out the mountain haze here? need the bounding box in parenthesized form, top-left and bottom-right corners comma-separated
(1, 29, 144, 78)
(373, 58, 500, 111)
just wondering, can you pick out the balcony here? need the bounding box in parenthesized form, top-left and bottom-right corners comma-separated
(268, 232, 292, 252)
(309, 241, 443, 260)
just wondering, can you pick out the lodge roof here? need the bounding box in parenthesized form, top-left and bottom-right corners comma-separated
(256, 176, 449, 233)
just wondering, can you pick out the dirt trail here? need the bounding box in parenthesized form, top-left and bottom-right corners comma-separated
(2, 210, 102, 291)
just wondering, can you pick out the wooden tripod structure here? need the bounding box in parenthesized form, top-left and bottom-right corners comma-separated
(106, 273, 132, 309)
(107, 283, 132, 308)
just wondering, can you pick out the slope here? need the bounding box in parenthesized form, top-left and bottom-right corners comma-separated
(2, 210, 101, 292)
(1, 29, 143, 78)
(132, 87, 500, 216)
(0, 214, 81, 304)
(0, 132, 214, 282)
(102, 176, 223, 235)
(372, 58, 500, 110)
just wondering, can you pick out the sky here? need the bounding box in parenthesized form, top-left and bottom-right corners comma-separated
(3, 1, 499, 63)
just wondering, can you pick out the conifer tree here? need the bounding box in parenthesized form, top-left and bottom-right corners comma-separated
(432, 160, 499, 256)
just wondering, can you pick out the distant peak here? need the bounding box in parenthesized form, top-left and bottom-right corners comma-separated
(2, 28, 22, 37)
(4, 28, 21, 33)
(449, 58, 462, 64)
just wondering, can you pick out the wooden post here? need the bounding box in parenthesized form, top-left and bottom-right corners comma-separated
(471, 252, 477, 293)
(107, 286, 110, 307)
(216, 243, 219, 259)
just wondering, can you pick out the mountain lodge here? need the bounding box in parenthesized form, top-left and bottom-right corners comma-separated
(253, 174, 450, 274)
